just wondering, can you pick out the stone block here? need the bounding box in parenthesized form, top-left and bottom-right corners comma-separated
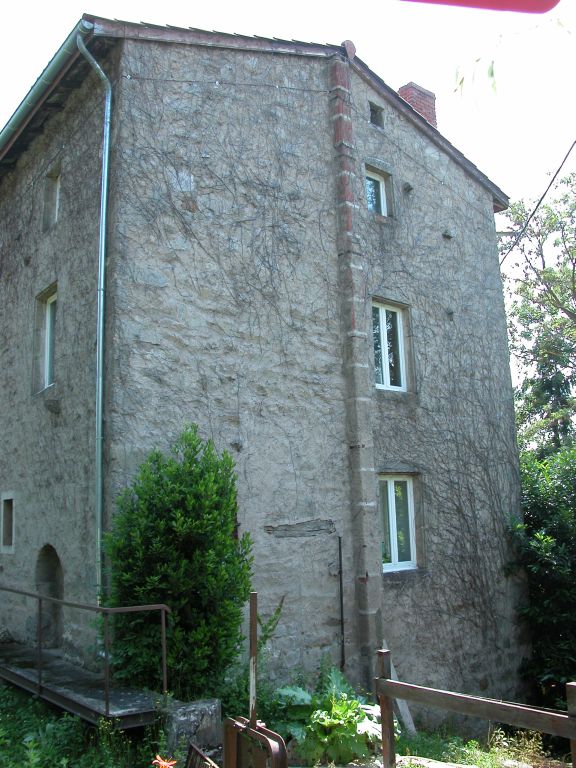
(165, 698, 222, 753)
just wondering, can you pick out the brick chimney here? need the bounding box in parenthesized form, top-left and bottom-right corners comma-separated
(398, 82, 437, 128)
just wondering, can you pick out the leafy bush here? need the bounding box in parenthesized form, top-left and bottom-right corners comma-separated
(0, 682, 171, 767)
(105, 425, 253, 699)
(267, 665, 381, 765)
(511, 448, 576, 708)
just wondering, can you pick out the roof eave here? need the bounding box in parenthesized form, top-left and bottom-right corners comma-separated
(349, 57, 509, 212)
(0, 19, 95, 166)
(0, 15, 508, 211)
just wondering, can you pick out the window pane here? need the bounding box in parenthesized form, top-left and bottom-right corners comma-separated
(43, 171, 61, 231)
(366, 177, 382, 213)
(386, 309, 402, 387)
(369, 104, 383, 128)
(2, 499, 13, 548)
(45, 297, 57, 386)
(372, 307, 383, 385)
(380, 482, 392, 564)
(394, 481, 412, 562)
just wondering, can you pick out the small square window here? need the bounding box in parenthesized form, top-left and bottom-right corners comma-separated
(33, 285, 57, 392)
(379, 476, 416, 572)
(1, 495, 14, 553)
(43, 165, 61, 232)
(369, 102, 384, 128)
(372, 302, 406, 391)
(365, 169, 393, 217)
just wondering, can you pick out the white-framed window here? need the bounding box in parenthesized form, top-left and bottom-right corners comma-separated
(372, 302, 406, 391)
(43, 165, 61, 231)
(1, 493, 15, 554)
(379, 476, 416, 572)
(44, 292, 57, 388)
(365, 169, 392, 217)
(33, 284, 57, 392)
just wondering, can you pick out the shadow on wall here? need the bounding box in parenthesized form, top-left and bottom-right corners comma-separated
(29, 544, 64, 648)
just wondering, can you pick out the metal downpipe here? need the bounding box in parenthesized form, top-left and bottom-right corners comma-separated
(76, 24, 112, 601)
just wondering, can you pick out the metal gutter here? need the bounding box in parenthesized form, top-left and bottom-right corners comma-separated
(0, 20, 93, 163)
(76, 27, 112, 601)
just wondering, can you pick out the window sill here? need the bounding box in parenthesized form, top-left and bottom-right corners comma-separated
(374, 387, 418, 405)
(374, 213, 394, 223)
(382, 567, 426, 585)
(375, 384, 407, 394)
(383, 564, 417, 574)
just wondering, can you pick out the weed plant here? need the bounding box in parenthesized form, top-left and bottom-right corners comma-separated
(0, 682, 181, 768)
(398, 727, 552, 768)
(239, 661, 381, 766)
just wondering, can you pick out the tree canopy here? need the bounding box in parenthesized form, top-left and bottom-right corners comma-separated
(504, 173, 576, 710)
(503, 172, 576, 454)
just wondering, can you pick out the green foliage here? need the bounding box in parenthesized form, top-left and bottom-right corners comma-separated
(296, 693, 380, 766)
(0, 682, 174, 767)
(511, 448, 576, 707)
(263, 664, 380, 766)
(218, 597, 285, 719)
(503, 173, 576, 453)
(397, 727, 546, 768)
(105, 425, 252, 700)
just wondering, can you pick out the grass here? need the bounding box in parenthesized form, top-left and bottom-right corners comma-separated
(0, 679, 568, 768)
(397, 726, 566, 768)
(0, 682, 185, 768)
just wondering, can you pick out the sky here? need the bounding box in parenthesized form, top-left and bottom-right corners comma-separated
(0, 0, 574, 207)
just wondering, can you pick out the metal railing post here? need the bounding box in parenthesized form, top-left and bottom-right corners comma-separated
(567, 682, 576, 768)
(37, 597, 43, 693)
(0, 584, 171, 722)
(377, 649, 396, 768)
(103, 611, 110, 717)
(249, 591, 258, 728)
(161, 607, 168, 694)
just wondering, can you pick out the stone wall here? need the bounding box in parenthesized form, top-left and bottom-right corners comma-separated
(351, 69, 528, 703)
(105, 40, 351, 678)
(0, 33, 526, 714)
(103, 39, 527, 699)
(0, 50, 120, 655)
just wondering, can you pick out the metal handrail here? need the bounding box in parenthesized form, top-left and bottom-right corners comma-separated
(0, 584, 171, 716)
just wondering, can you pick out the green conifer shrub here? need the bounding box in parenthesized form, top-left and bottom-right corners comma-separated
(104, 425, 253, 699)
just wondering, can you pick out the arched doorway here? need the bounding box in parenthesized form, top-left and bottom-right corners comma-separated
(35, 544, 64, 648)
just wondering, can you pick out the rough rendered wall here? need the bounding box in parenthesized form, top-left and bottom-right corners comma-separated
(350, 71, 528, 707)
(103, 39, 526, 704)
(0, 62, 113, 656)
(0, 31, 525, 710)
(105, 41, 353, 676)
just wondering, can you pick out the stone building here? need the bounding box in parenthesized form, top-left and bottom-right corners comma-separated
(0, 15, 526, 704)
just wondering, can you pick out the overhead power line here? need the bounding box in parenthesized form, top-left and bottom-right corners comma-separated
(500, 138, 576, 267)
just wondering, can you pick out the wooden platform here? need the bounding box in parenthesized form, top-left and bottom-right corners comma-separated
(0, 643, 160, 729)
